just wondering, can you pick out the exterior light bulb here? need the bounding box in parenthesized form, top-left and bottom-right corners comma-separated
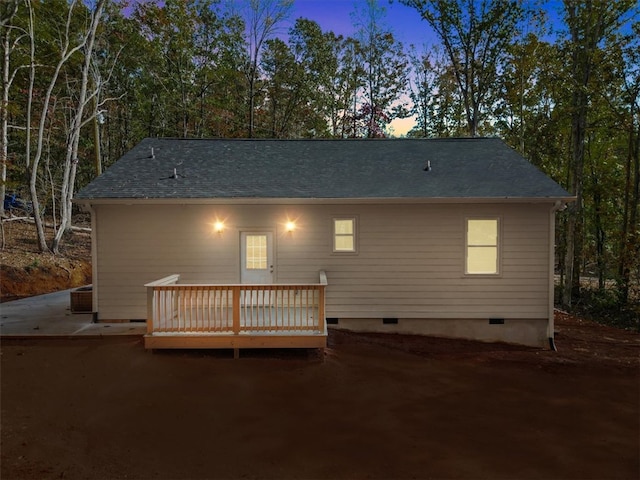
(214, 221, 224, 233)
(286, 221, 296, 232)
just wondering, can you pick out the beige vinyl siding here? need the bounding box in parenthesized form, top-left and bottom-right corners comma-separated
(93, 202, 551, 322)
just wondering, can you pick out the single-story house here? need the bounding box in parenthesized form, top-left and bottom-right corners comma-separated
(74, 137, 574, 350)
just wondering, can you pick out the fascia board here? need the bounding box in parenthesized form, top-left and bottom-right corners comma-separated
(74, 196, 577, 206)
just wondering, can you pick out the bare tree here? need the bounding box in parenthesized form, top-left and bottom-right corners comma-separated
(401, 0, 523, 136)
(27, 0, 101, 251)
(242, 0, 293, 138)
(1, 0, 24, 218)
(51, 0, 107, 254)
(352, 0, 408, 138)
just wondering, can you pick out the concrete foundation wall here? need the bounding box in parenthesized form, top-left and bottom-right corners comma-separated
(329, 318, 549, 348)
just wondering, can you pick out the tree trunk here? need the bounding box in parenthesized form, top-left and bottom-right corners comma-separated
(562, 94, 587, 307)
(631, 120, 640, 285)
(1, 0, 21, 218)
(618, 100, 639, 303)
(51, 0, 106, 254)
(248, 60, 257, 138)
(25, 0, 35, 173)
(93, 96, 102, 177)
(27, 0, 87, 252)
(591, 160, 605, 291)
(1, 16, 11, 219)
(561, 0, 597, 308)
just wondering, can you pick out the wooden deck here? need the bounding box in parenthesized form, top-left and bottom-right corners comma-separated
(144, 272, 327, 350)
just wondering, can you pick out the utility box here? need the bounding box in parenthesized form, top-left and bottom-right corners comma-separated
(70, 285, 92, 313)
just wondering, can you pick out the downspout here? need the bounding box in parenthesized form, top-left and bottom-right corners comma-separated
(89, 203, 99, 322)
(548, 200, 567, 351)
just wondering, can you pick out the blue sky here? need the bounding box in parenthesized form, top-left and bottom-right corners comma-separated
(286, 1, 571, 44)
(287, 0, 431, 47)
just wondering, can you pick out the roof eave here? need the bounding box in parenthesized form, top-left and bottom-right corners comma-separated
(74, 196, 576, 206)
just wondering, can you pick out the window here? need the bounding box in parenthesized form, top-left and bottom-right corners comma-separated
(245, 234, 268, 269)
(333, 217, 356, 253)
(466, 218, 499, 275)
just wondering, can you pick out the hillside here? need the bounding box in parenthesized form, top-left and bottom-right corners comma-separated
(0, 217, 92, 302)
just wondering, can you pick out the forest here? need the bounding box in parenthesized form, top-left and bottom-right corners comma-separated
(0, 0, 638, 324)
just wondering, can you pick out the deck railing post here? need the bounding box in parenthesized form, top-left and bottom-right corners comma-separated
(318, 285, 325, 333)
(232, 286, 240, 335)
(144, 275, 181, 335)
(146, 286, 155, 334)
(318, 271, 327, 333)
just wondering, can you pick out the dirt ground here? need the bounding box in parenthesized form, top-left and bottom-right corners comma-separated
(1, 312, 639, 480)
(1, 215, 639, 479)
(0, 217, 92, 301)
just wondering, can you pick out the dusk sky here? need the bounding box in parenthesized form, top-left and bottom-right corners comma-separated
(281, 0, 570, 136)
(285, 0, 435, 136)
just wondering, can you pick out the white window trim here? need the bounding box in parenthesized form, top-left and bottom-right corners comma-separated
(332, 216, 358, 254)
(465, 216, 502, 276)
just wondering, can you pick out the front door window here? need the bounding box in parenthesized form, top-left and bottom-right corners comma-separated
(245, 234, 268, 270)
(240, 232, 274, 284)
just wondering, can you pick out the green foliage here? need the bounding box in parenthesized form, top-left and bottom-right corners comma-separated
(401, 0, 525, 136)
(351, 0, 408, 137)
(407, 45, 467, 137)
(131, 0, 247, 138)
(287, 18, 343, 137)
(25, 258, 40, 271)
(573, 286, 640, 332)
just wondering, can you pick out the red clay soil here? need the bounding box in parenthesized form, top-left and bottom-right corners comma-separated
(0, 219, 92, 301)
(1, 312, 638, 480)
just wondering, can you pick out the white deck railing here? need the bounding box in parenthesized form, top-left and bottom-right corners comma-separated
(145, 272, 327, 336)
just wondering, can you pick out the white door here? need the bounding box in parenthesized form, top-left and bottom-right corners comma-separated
(240, 232, 274, 284)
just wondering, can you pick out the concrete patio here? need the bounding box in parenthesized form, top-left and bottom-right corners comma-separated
(0, 289, 146, 337)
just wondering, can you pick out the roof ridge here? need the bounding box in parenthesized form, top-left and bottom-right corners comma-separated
(141, 137, 498, 142)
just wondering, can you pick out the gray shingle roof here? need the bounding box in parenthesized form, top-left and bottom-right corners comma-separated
(75, 137, 572, 201)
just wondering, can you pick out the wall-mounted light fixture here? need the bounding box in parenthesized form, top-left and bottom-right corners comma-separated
(285, 221, 296, 233)
(214, 220, 225, 235)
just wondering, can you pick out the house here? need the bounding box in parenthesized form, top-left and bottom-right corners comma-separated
(74, 137, 574, 350)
